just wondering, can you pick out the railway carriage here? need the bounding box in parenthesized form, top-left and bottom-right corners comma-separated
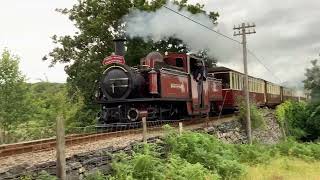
(265, 82, 281, 107)
(282, 87, 294, 102)
(209, 67, 265, 111)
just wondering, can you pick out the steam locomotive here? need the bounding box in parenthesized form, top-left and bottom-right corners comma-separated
(95, 39, 308, 126)
(95, 39, 223, 125)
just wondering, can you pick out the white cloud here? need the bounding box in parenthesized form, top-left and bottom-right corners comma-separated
(1, 0, 319, 87)
(0, 0, 76, 83)
(190, 0, 320, 88)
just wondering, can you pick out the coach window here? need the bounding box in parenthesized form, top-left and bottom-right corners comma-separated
(214, 73, 230, 89)
(259, 81, 263, 93)
(252, 79, 254, 92)
(252, 79, 255, 92)
(231, 72, 235, 89)
(230, 72, 233, 89)
(232, 73, 238, 89)
(252, 78, 256, 92)
(268, 84, 271, 94)
(255, 80, 258, 92)
(235, 73, 239, 90)
(238, 74, 242, 90)
(238, 75, 241, 90)
(176, 58, 184, 67)
(239, 74, 243, 90)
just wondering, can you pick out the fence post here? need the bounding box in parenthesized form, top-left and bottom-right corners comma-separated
(206, 114, 210, 128)
(142, 117, 147, 143)
(56, 115, 66, 180)
(0, 128, 4, 144)
(179, 122, 183, 135)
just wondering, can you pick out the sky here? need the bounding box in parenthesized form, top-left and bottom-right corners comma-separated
(0, 0, 76, 83)
(0, 0, 319, 88)
(189, 0, 320, 88)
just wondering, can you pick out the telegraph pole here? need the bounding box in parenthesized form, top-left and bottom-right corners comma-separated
(234, 23, 256, 144)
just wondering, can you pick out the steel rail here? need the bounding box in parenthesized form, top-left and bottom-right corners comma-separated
(0, 115, 234, 158)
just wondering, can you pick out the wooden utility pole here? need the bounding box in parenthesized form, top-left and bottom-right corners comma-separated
(56, 115, 66, 180)
(234, 23, 256, 145)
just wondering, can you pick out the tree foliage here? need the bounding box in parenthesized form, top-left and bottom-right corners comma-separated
(301, 59, 320, 140)
(275, 100, 320, 141)
(0, 49, 32, 134)
(237, 98, 265, 130)
(45, 0, 219, 124)
(304, 59, 320, 103)
(275, 101, 309, 139)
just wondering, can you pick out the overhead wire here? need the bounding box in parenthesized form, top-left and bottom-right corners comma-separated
(247, 50, 282, 83)
(163, 5, 283, 83)
(163, 6, 241, 44)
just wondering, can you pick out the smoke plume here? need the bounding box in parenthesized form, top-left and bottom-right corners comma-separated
(123, 2, 242, 62)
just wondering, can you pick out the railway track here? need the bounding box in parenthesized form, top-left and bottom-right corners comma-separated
(0, 115, 234, 158)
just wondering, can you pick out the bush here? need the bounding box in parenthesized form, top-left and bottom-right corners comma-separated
(275, 100, 320, 140)
(109, 145, 164, 180)
(305, 103, 320, 140)
(237, 98, 265, 130)
(36, 171, 57, 180)
(165, 155, 220, 180)
(107, 129, 320, 180)
(235, 144, 275, 165)
(275, 139, 320, 160)
(85, 170, 106, 180)
(164, 132, 246, 179)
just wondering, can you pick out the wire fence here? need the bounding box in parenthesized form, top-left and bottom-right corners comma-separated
(0, 116, 223, 179)
(0, 119, 187, 145)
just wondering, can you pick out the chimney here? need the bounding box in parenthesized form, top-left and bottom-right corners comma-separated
(113, 38, 126, 56)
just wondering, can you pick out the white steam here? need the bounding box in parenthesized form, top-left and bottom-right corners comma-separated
(124, 2, 242, 62)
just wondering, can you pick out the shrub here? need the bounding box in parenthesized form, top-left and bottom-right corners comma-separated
(109, 144, 165, 180)
(85, 170, 106, 180)
(165, 155, 220, 180)
(164, 132, 246, 179)
(131, 153, 164, 179)
(36, 171, 57, 180)
(305, 103, 320, 140)
(107, 129, 320, 180)
(235, 144, 274, 165)
(275, 139, 320, 160)
(275, 101, 310, 140)
(237, 98, 266, 130)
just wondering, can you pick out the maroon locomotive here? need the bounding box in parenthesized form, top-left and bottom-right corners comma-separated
(95, 39, 222, 125)
(95, 39, 307, 125)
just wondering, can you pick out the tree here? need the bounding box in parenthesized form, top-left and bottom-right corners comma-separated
(0, 49, 32, 142)
(304, 59, 320, 103)
(303, 59, 320, 140)
(46, 0, 219, 125)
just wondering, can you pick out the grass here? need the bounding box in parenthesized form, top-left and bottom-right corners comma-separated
(241, 157, 320, 180)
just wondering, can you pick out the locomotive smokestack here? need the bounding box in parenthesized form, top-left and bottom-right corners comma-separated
(113, 38, 126, 56)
